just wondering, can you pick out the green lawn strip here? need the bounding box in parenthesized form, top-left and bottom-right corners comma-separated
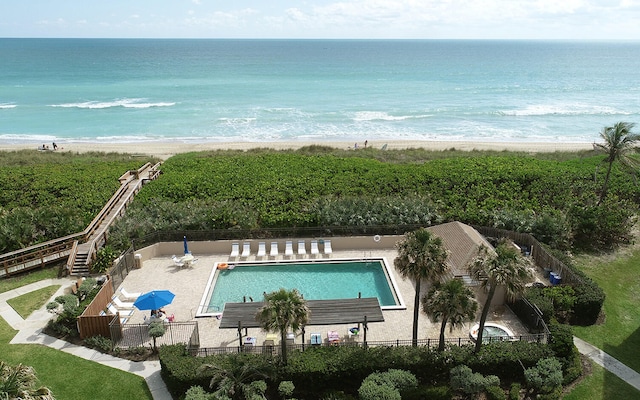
(0, 312, 152, 399)
(572, 248, 640, 373)
(0, 267, 58, 294)
(564, 362, 639, 399)
(6, 285, 60, 319)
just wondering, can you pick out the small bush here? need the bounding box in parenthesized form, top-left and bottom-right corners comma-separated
(358, 380, 400, 400)
(524, 358, 563, 395)
(486, 385, 507, 400)
(402, 386, 451, 400)
(450, 365, 501, 396)
(509, 382, 521, 400)
(278, 381, 295, 398)
(84, 335, 112, 353)
(185, 385, 214, 400)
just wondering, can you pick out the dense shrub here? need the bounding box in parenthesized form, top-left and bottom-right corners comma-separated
(358, 369, 418, 400)
(547, 322, 583, 385)
(108, 151, 638, 252)
(524, 358, 563, 395)
(485, 385, 507, 400)
(278, 381, 295, 398)
(84, 335, 113, 353)
(449, 365, 500, 397)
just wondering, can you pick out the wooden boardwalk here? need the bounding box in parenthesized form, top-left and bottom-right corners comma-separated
(0, 162, 161, 278)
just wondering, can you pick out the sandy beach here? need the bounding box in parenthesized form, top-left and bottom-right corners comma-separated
(0, 140, 594, 160)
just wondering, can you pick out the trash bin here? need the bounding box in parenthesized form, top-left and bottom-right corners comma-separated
(549, 272, 557, 285)
(134, 253, 142, 269)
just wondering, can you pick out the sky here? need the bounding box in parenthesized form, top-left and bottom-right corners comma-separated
(2, 0, 640, 40)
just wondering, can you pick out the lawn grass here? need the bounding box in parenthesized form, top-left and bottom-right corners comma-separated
(564, 362, 639, 399)
(0, 317, 152, 400)
(0, 267, 59, 294)
(6, 285, 60, 318)
(572, 247, 640, 373)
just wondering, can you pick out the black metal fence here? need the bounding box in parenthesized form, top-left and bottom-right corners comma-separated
(192, 332, 548, 357)
(509, 297, 548, 335)
(110, 321, 200, 350)
(109, 246, 136, 291)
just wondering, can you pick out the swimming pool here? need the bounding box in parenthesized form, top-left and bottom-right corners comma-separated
(196, 258, 405, 317)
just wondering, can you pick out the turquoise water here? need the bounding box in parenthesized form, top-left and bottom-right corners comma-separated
(206, 260, 397, 313)
(2, 39, 640, 145)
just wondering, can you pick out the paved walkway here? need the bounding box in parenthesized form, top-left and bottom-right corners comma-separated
(2, 278, 639, 397)
(0, 278, 171, 400)
(573, 336, 640, 391)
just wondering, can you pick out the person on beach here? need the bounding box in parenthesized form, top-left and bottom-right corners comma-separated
(364, 140, 368, 148)
(52, 142, 57, 150)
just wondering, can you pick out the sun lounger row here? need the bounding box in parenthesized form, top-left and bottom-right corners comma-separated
(230, 240, 332, 259)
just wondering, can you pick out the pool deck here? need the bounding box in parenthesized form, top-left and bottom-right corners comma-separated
(119, 248, 527, 348)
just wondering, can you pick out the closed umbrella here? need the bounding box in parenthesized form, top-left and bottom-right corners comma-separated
(183, 236, 190, 255)
(134, 290, 175, 311)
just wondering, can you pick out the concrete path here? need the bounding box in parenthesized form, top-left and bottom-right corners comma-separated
(0, 278, 172, 400)
(573, 336, 640, 392)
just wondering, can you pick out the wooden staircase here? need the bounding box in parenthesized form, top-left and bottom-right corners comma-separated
(68, 162, 161, 276)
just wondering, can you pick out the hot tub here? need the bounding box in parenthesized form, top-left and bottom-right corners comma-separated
(469, 322, 515, 342)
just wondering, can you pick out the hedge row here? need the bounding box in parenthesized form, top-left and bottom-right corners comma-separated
(159, 341, 554, 399)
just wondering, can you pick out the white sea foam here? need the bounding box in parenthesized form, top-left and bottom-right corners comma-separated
(499, 104, 631, 117)
(352, 111, 431, 122)
(49, 98, 175, 109)
(0, 104, 17, 109)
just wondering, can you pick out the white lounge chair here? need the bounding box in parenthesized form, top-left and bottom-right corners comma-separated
(310, 240, 319, 256)
(324, 240, 333, 257)
(107, 303, 134, 317)
(285, 241, 294, 257)
(241, 242, 251, 258)
(230, 243, 240, 258)
(270, 242, 279, 257)
(257, 242, 266, 258)
(297, 240, 307, 256)
(171, 255, 184, 267)
(111, 295, 135, 309)
(120, 288, 141, 300)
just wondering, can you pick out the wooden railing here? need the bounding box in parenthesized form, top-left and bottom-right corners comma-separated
(0, 233, 82, 278)
(1, 162, 162, 278)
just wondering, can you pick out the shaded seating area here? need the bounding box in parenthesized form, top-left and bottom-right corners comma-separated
(219, 297, 384, 347)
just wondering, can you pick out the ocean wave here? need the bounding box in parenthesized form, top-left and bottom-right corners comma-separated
(499, 104, 632, 117)
(49, 98, 175, 109)
(352, 111, 431, 122)
(0, 104, 17, 109)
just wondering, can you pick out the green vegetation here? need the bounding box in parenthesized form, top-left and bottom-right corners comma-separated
(572, 248, 640, 373)
(564, 363, 640, 400)
(6, 285, 60, 319)
(0, 267, 57, 294)
(161, 340, 554, 399)
(0, 317, 152, 399)
(0, 150, 157, 253)
(110, 148, 638, 252)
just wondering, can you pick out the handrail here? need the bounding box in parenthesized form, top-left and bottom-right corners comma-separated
(0, 162, 161, 277)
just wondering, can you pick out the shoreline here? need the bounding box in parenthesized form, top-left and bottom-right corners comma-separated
(0, 140, 594, 160)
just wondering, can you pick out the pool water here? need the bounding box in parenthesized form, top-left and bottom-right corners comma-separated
(482, 326, 511, 337)
(202, 260, 399, 314)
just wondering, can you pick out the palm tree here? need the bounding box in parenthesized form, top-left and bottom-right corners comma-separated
(394, 228, 449, 346)
(0, 361, 54, 400)
(593, 122, 640, 205)
(198, 361, 270, 400)
(422, 278, 478, 351)
(467, 241, 532, 353)
(255, 288, 310, 365)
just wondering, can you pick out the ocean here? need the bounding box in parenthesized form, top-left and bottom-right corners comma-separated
(1, 38, 639, 145)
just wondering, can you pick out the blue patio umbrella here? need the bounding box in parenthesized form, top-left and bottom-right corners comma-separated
(183, 236, 190, 255)
(133, 290, 175, 311)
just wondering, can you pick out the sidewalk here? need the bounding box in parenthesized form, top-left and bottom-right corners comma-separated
(0, 278, 172, 400)
(573, 336, 640, 392)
